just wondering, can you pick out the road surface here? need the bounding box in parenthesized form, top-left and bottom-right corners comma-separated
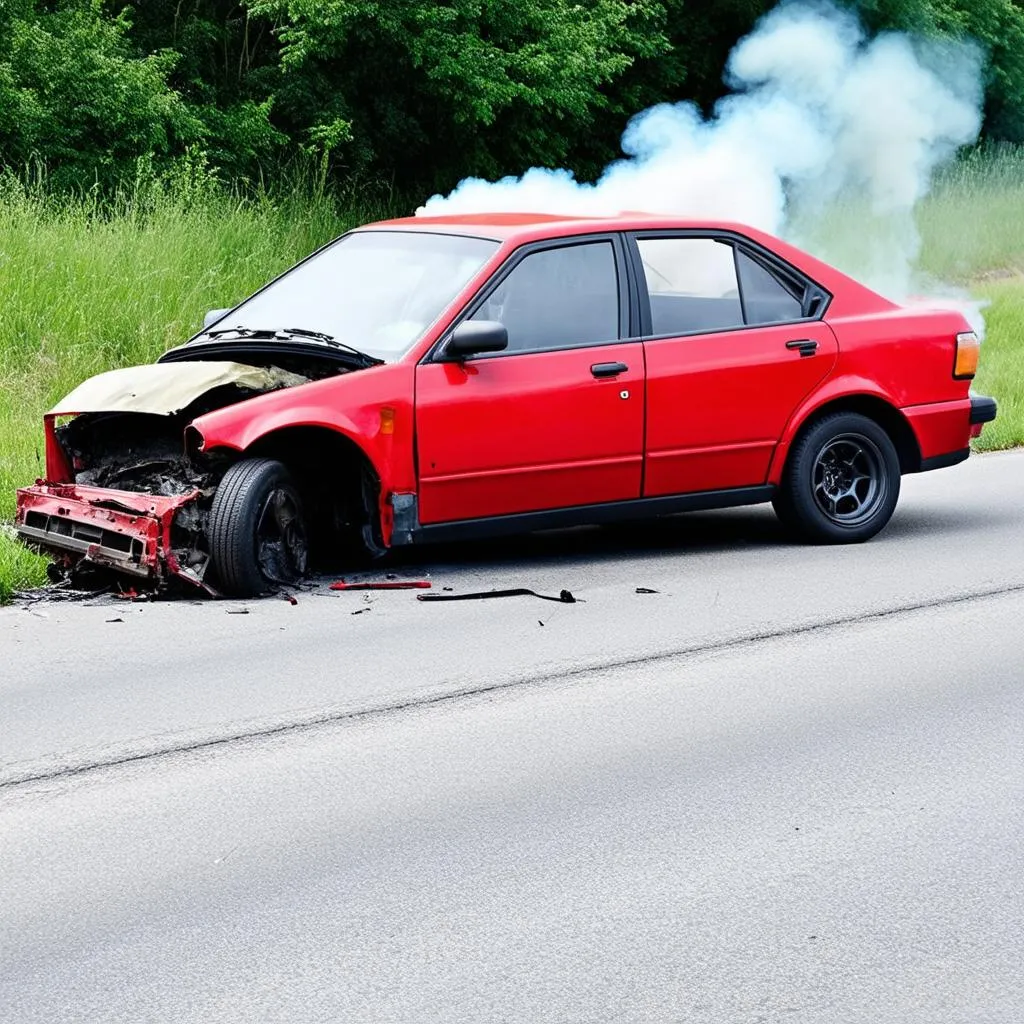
(2, 450, 1023, 1022)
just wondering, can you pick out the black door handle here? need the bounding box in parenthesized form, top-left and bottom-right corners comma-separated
(591, 362, 628, 378)
(786, 339, 818, 358)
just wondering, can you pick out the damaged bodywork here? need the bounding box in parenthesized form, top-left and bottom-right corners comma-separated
(14, 213, 997, 599)
(17, 361, 310, 591)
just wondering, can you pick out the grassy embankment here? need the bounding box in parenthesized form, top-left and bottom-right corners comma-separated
(1, 151, 1022, 600)
(0, 177, 372, 599)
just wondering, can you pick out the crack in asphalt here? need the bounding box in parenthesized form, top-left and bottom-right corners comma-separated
(4, 579, 1023, 791)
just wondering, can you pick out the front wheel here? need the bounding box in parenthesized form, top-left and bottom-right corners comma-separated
(207, 459, 308, 596)
(773, 412, 901, 543)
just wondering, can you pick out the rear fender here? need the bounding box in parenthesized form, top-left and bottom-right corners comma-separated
(767, 377, 909, 485)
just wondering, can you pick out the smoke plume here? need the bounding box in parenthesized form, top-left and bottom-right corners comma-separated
(418, 1, 984, 310)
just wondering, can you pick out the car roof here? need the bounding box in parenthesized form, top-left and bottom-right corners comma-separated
(360, 211, 899, 319)
(363, 212, 769, 243)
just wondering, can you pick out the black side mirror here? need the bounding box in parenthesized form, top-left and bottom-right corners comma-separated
(445, 320, 508, 359)
(203, 308, 230, 329)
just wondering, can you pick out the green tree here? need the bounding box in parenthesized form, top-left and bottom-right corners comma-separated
(247, 0, 671, 190)
(0, 0, 200, 188)
(854, 0, 1024, 140)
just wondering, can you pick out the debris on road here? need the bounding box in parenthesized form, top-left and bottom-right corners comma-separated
(226, 608, 250, 615)
(418, 588, 576, 604)
(331, 580, 432, 591)
(635, 587, 659, 594)
(282, 593, 298, 605)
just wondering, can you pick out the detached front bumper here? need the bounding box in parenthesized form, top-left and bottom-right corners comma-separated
(15, 482, 200, 581)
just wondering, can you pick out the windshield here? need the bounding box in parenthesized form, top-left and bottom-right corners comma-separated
(209, 230, 500, 361)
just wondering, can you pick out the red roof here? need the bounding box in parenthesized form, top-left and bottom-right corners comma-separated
(365, 211, 730, 241)
(360, 211, 896, 318)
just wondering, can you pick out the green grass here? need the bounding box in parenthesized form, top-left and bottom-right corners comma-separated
(0, 174, 385, 600)
(1, 150, 1022, 602)
(918, 145, 1024, 282)
(971, 278, 1024, 452)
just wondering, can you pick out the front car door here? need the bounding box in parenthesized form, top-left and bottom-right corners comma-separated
(415, 236, 645, 524)
(630, 233, 839, 497)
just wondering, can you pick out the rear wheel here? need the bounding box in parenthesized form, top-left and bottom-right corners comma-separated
(207, 458, 308, 596)
(773, 412, 900, 543)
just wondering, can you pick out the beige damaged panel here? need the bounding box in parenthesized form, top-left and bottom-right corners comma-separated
(50, 361, 308, 416)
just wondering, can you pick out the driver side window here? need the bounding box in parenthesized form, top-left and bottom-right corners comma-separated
(471, 242, 620, 353)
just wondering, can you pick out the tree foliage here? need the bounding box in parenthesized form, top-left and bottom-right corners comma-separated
(0, 0, 1022, 196)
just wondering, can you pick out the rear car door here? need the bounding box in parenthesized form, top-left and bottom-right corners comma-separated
(415, 236, 644, 524)
(630, 233, 838, 497)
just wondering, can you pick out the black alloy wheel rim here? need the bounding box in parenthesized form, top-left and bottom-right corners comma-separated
(255, 487, 308, 582)
(810, 432, 887, 526)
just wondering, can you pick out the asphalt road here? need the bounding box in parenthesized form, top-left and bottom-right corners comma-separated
(2, 450, 1023, 1022)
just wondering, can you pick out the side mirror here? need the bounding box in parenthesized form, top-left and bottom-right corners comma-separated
(203, 308, 230, 329)
(445, 320, 508, 359)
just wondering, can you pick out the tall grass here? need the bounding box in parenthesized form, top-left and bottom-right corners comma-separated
(0, 168, 392, 598)
(0, 150, 1022, 600)
(971, 278, 1024, 452)
(917, 145, 1024, 281)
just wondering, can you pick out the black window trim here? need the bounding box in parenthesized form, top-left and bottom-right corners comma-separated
(624, 229, 832, 343)
(426, 233, 631, 363)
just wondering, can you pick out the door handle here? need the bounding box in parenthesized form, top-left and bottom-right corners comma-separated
(785, 339, 818, 358)
(591, 362, 628, 378)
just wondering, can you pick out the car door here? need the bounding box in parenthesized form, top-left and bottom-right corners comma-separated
(415, 236, 645, 524)
(630, 233, 839, 497)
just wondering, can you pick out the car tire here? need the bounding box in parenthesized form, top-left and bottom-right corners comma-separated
(207, 458, 309, 596)
(773, 412, 901, 543)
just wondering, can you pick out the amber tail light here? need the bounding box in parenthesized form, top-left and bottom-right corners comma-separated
(954, 331, 979, 379)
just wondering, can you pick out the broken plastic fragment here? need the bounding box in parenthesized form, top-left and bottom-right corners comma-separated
(417, 588, 576, 604)
(635, 587, 659, 594)
(330, 580, 432, 591)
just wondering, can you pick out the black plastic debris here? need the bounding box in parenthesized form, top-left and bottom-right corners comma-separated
(635, 587, 659, 594)
(418, 588, 576, 604)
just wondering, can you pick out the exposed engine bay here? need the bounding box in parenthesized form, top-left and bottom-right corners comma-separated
(17, 354, 365, 594)
(54, 360, 312, 490)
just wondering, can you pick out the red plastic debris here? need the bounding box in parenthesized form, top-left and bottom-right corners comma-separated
(330, 579, 432, 591)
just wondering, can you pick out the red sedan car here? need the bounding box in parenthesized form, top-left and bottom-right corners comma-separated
(16, 213, 997, 596)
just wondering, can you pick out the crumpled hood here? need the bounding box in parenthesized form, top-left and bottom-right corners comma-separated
(49, 361, 308, 417)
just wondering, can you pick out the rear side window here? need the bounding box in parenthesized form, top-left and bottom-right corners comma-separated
(470, 242, 620, 353)
(635, 236, 808, 336)
(736, 249, 803, 325)
(636, 238, 743, 335)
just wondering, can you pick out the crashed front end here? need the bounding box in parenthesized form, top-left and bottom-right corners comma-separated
(15, 360, 307, 593)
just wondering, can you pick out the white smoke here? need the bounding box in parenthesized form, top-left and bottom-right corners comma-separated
(418, 1, 984, 315)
